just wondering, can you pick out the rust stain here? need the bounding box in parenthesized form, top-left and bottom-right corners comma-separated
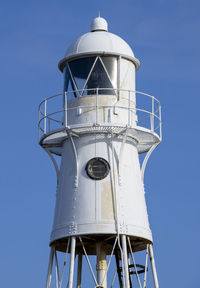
(101, 180, 114, 220)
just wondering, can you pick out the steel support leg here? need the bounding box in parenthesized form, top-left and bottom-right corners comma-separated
(77, 253, 82, 288)
(149, 245, 159, 288)
(127, 257, 132, 288)
(121, 235, 130, 288)
(115, 250, 123, 288)
(96, 242, 107, 288)
(67, 237, 76, 288)
(46, 247, 54, 288)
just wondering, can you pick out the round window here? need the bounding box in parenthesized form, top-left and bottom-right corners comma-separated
(86, 157, 110, 180)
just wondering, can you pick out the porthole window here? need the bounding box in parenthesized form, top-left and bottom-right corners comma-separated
(86, 157, 110, 180)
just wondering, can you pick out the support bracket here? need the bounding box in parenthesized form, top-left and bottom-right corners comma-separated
(44, 148, 60, 186)
(141, 143, 159, 182)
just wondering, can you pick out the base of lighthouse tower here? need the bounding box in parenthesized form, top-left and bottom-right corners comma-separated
(46, 235, 159, 288)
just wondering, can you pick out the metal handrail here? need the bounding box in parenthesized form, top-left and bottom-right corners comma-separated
(38, 88, 162, 140)
(39, 94, 160, 120)
(39, 109, 161, 134)
(38, 88, 160, 111)
(39, 88, 160, 104)
(39, 110, 161, 135)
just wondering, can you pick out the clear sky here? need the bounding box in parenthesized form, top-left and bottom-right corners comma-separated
(0, 0, 199, 287)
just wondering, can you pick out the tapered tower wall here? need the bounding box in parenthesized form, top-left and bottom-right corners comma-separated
(51, 134, 152, 248)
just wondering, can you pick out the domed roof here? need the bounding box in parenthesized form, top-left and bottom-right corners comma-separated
(59, 17, 140, 71)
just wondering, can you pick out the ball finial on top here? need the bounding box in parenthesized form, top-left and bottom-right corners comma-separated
(90, 16, 108, 32)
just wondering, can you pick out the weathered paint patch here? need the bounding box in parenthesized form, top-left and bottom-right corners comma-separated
(101, 180, 114, 220)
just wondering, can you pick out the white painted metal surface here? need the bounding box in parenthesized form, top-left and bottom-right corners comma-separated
(39, 16, 162, 288)
(50, 133, 152, 243)
(96, 242, 107, 288)
(67, 237, 76, 288)
(121, 235, 130, 288)
(59, 17, 140, 72)
(91, 16, 108, 32)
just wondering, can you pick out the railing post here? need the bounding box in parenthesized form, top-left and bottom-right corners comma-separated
(159, 105, 162, 140)
(44, 98, 47, 134)
(96, 88, 99, 125)
(64, 92, 68, 128)
(128, 90, 131, 126)
(117, 56, 121, 101)
(118, 88, 120, 101)
(48, 119, 51, 133)
(38, 108, 41, 141)
(151, 97, 154, 132)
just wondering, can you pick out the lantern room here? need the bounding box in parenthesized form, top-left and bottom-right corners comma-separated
(59, 16, 140, 96)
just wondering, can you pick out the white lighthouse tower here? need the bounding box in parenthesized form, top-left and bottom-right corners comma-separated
(39, 16, 162, 288)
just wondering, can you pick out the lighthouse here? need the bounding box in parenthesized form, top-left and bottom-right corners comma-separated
(39, 16, 162, 288)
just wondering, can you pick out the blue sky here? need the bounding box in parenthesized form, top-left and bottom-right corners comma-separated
(0, 0, 199, 287)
